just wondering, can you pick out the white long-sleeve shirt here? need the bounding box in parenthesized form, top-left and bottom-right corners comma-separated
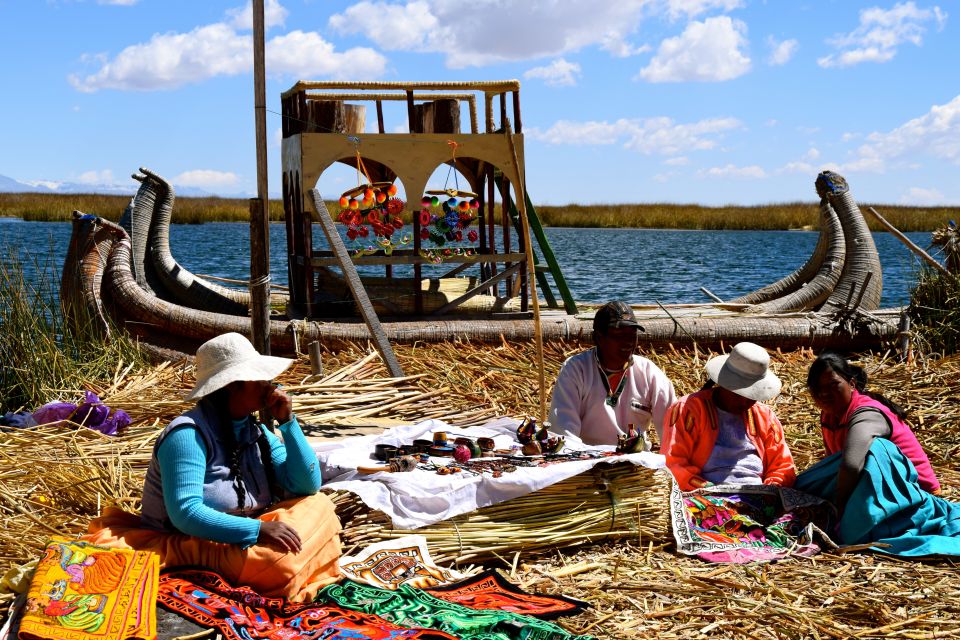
(549, 349, 677, 445)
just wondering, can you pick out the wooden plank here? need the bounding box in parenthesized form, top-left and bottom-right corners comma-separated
(307, 189, 404, 377)
(432, 263, 523, 316)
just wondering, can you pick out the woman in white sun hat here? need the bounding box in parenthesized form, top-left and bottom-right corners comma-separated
(662, 342, 796, 491)
(83, 333, 341, 602)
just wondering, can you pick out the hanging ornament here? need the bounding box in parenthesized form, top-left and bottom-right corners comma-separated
(335, 149, 409, 254)
(416, 140, 481, 261)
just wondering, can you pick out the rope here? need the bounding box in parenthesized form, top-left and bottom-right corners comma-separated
(248, 273, 271, 288)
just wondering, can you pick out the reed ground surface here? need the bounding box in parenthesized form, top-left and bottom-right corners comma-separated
(1, 339, 960, 639)
(0, 191, 955, 231)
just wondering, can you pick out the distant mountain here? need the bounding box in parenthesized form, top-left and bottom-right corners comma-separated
(0, 173, 214, 198)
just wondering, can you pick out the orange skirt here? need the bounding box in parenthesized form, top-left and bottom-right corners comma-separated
(81, 493, 341, 603)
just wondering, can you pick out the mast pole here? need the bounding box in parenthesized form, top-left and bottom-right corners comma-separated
(250, 0, 271, 354)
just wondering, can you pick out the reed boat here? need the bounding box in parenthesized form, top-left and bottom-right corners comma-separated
(61, 167, 900, 354)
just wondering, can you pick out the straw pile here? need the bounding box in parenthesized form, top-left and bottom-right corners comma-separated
(3, 340, 960, 638)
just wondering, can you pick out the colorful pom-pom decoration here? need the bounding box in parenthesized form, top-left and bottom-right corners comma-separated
(453, 444, 472, 463)
(387, 184, 398, 197)
(339, 196, 350, 208)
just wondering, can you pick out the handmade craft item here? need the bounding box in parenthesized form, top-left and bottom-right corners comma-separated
(337, 536, 464, 590)
(517, 417, 565, 455)
(336, 151, 410, 255)
(670, 482, 835, 563)
(425, 570, 589, 620)
(616, 423, 651, 454)
(453, 444, 472, 463)
(358, 455, 420, 475)
(319, 580, 595, 640)
(415, 141, 480, 261)
(20, 537, 158, 640)
(158, 569, 456, 640)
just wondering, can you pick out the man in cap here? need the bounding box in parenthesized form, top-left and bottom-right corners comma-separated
(549, 301, 676, 446)
(662, 341, 795, 491)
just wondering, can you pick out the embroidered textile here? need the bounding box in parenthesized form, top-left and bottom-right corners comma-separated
(670, 481, 835, 562)
(338, 535, 463, 590)
(425, 570, 588, 620)
(19, 537, 158, 640)
(320, 579, 594, 640)
(157, 569, 456, 639)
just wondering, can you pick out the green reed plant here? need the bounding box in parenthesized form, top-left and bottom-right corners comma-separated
(0, 245, 146, 413)
(909, 267, 960, 356)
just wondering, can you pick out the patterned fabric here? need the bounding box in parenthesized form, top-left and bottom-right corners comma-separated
(670, 481, 835, 563)
(157, 569, 456, 639)
(425, 570, 588, 620)
(19, 537, 158, 640)
(320, 579, 595, 640)
(338, 535, 463, 590)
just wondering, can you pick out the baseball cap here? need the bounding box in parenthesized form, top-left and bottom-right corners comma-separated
(593, 301, 644, 333)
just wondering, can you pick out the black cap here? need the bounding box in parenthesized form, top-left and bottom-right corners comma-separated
(593, 301, 644, 333)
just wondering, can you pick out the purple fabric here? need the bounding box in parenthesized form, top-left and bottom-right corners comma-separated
(31, 391, 131, 435)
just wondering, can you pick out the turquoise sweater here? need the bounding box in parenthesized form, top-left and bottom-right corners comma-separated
(155, 415, 320, 547)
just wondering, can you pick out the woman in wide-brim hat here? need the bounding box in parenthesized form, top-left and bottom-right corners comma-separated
(662, 342, 796, 491)
(83, 333, 341, 602)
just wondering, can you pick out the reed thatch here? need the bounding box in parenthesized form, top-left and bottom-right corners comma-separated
(2, 340, 960, 639)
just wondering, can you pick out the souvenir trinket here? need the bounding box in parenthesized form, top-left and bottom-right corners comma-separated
(616, 423, 651, 454)
(433, 431, 448, 446)
(453, 444, 472, 463)
(429, 445, 454, 457)
(374, 444, 398, 461)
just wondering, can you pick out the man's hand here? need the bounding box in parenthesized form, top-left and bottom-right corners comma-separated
(265, 386, 293, 424)
(257, 521, 302, 553)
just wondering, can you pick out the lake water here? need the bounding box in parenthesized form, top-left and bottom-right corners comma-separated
(0, 218, 931, 308)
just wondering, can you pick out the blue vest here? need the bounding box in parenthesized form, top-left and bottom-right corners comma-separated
(140, 399, 275, 532)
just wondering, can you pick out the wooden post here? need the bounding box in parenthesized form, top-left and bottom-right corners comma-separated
(866, 207, 951, 276)
(250, 0, 271, 354)
(308, 189, 404, 377)
(504, 120, 546, 423)
(308, 341, 323, 375)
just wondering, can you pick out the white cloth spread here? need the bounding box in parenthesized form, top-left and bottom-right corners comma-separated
(548, 350, 677, 444)
(316, 417, 664, 530)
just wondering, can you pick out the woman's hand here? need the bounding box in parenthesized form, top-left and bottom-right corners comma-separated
(257, 521, 302, 553)
(265, 386, 293, 424)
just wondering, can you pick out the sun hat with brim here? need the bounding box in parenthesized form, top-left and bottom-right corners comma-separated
(186, 332, 293, 400)
(704, 341, 782, 402)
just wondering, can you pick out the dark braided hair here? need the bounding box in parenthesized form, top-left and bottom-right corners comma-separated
(207, 384, 281, 515)
(806, 352, 908, 420)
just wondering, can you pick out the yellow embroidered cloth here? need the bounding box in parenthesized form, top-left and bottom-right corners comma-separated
(19, 537, 158, 640)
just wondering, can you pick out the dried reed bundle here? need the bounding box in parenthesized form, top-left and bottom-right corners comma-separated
(330, 464, 672, 564)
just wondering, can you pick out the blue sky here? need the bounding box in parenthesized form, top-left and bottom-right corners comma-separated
(1, 0, 956, 206)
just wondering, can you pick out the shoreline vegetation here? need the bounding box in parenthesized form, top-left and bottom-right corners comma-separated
(1, 191, 954, 231)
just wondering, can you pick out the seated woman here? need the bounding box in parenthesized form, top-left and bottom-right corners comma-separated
(83, 332, 341, 602)
(662, 342, 795, 491)
(804, 352, 940, 509)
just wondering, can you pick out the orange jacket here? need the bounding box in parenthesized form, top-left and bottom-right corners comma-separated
(663, 389, 796, 491)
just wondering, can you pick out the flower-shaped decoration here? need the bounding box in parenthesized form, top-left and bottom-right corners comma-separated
(416, 188, 480, 263)
(336, 181, 410, 255)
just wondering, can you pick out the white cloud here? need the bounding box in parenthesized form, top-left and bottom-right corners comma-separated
(69, 3, 386, 92)
(818, 2, 947, 68)
(845, 93, 960, 173)
(779, 161, 817, 175)
(173, 170, 241, 189)
(227, 0, 289, 30)
(841, 132, 861, 142)
(662, 0, 744, 20)
(899, 186, 945, 205)
(766, 36, 798, 66)
(637, 16, 751, 82)
(74, 170, 115, 184)
(701, 164, 767, 178)
(273, 127, 283, 148)
(528, 116, 741, 156)
(330, 0, 652, 68)
(523, 59, 582, 87)
(665, 156, 690, 166)
(803, 147, 820, 161)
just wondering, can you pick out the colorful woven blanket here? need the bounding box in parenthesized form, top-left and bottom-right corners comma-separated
(425, 570, 588, 620)
(319, 579, 594, 640)
(338, 535, 464, 590)
(19, 537, 158, 640)
(157, 568, 456, 639)
(670, 481, 835, 562)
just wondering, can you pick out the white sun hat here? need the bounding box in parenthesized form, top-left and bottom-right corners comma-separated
(186, 332, 293, 400)
(704, 341, 782, 402)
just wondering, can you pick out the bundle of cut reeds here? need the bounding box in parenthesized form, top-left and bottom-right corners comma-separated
(329, 463, 672, 564)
